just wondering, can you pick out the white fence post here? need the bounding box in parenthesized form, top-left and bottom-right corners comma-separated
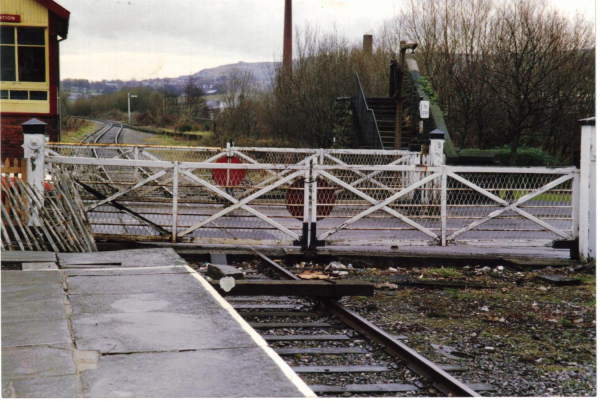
(429, 129, 445, 205)
(22, 119, 47, 227)
(171, 162, 179, 243)
(429, 129, 445, 167)
(440, 165, 447, 246)
(309, 150, 325, 250)
(578, 117, 596, 261)
(302, 158, 311, 249)
(133, 146, 140, 182)
(22, 121, 46, 195)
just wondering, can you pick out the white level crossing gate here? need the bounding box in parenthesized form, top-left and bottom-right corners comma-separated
(43, 125, 594, 259)
(312, 163, 578, 248)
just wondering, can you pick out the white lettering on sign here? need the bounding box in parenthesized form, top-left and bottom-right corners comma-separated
(0, 14, 21, 22)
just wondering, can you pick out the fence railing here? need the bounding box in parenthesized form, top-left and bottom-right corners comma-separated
(355, 74, 385, 150)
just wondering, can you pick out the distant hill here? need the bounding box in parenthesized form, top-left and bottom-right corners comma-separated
(62, 61, 280, 97)
(187, 61, 277, 83)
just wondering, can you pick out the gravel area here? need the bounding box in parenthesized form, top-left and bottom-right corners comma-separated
(335, 263, 596, 397)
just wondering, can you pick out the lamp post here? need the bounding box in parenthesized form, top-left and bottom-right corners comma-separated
(128, 93, 137, 124)
(394, 41, 418, 150)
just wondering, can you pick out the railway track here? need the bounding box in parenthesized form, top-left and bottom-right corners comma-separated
(202, 253, 492, 397)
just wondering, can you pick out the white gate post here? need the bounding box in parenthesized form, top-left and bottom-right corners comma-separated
(302, 158, 311, 250)
(22, 119, 47, 227)
(22, 119, 47, 195)
(578, 117, 596, 261)
(171, 162, 179, 243)
(429, 129, 445, 167)
(440, 165, 447, 246)
(429, 129, 445, 205)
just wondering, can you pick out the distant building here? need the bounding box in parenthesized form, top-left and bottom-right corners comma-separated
(1, 0, 70, 159)
(206, 100, 225, 119)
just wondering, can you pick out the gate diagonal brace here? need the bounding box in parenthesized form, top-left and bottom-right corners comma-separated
(317, 169, 441, 241)
(446, 172, 573, 241)
(323, 153, 396, 195)
(337, 154, 416, 197)
(84, 169, 168, 212)
(237, 152, 316, 198)
(75, 179, 171, 237)
(177, 168, 302, 240)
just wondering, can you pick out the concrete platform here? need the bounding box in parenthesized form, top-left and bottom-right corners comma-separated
(2, 249, 314, 398)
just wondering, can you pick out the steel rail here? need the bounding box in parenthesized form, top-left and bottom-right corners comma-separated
(248, 246, 480, 397)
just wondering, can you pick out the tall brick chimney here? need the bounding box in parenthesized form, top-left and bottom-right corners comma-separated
(363, 35, 373, 55)
(283, 0, 293, 75)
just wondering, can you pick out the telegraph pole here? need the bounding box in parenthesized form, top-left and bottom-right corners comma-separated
(128, 93, 137, 124)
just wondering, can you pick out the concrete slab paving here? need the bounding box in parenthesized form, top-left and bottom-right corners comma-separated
(57, 248, 185, 267)
(1, 343, 76, 381)
(82, 347, 305, 398)
(1, 319, 72, 348)
(66, 271, 202, 295)
(1, 251, 56, 263)
(2, 298, 67, 324)
(22, 262, 59, 271)
(1, 270, 62, 285)
(67, 270, 258, 353)
(69, 291, 235, 315)
(1, 282, 65, 302)
(71, 310, 257, 354)
(2, 375, 82, 398)
(62, 266, 187, 277)
(1, 250, 314, 398)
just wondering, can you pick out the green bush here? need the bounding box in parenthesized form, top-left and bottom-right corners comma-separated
(417, 76, 440, 106)
(176, 123, 193, 133)
(493, 146, 560, 167)
(459, 146, 561, 166)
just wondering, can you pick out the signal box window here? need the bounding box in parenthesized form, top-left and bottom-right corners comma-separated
(0, 27, 46, 83)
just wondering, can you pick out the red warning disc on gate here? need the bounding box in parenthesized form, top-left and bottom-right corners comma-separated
(286, 177, 335, 221)
(212, 156, 246, 186)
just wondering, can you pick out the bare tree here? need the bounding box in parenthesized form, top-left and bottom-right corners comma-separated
(214, 69, 262, 141)
(484, 0, 594, 164)
(392, 0, 594, 162)
(264, 25, 390, 147)
(219, 68, 260, 108)
(183, 76, 205, 118)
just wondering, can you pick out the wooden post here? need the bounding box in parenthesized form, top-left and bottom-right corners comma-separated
(578, 118, 596, 261)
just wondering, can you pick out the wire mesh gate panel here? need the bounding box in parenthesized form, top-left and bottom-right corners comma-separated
(46, 144, 579, 249)
(314, 153, 440, 246)
(444, 166, 578, 247)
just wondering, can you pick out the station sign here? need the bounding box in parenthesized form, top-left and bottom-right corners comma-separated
(0, 14, 21, 22)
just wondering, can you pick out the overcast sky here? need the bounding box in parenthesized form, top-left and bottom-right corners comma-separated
(57, 0, 596, 81)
